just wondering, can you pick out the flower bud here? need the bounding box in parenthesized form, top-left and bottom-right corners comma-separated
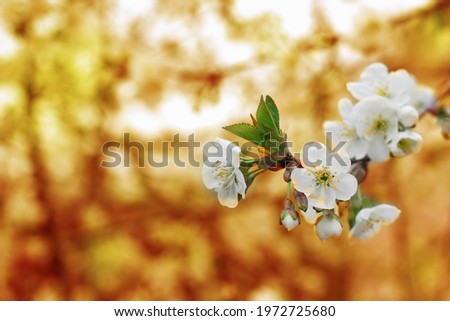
(390, 131, 422, 157)
(283, 198, 295, 210)
(293, 190, 308, 211)
(280, 200, 299, 231)
(283, 169, 292, 182)
(280, 208, 299, 231)
(315, 211, 342, 240)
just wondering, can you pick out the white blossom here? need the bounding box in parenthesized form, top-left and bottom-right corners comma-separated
(389, 131, 423, 157)
(202, 138, 246, 208)
(352, 96, 399, 162)
(291, 143, 358, 210)
(347, 62, 416, 107)
(324, 98, 369, 160)
(398, 105, 419, 128)
(315, 211, 343, 240)
(350, 204, 400, 240)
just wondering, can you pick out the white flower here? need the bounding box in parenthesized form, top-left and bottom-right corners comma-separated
(315, 211, 343, 240)
(398, 105, 419, 128)
(411, 85, 436, 114)
(291, 142, 358, 210)
(280, 208, 299, 231)
(324, 98, 369, 160)
(349, 204, 400, 240)
(389, 131, 423, 157)
(352, 96, 399, 162)
(202, 138, 246, 208)
(347, 62, 416, 107)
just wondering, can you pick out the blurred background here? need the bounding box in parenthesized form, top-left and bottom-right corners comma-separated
(0, 0, 449, 300)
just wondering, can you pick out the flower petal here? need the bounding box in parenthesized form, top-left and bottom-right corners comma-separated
(324, 121, 345, 142)
(390, 131, 422, 157)
(234, 168, 247, 197)
(338, 98, 353, 119)
(367, 134, 390, 162)
(316, 213, 343, 240)
(361, 62, 388, 80)
(334, 172, 358, 201)
(203, 144, 225, 166)
(347, 82, 376, 100)
(350, 204, 400, 240)
(231, 146, 241, 169)
(217, 184, 238, 208)
(323, 121, 352, 159)
(300, 142, 327, 170)
(308, 186, 336, 209)
(388, 70, 416, 105)
(202, 165, 220, 190)
(352, 96, 397, 140)
(347, 137, 369, 160)
(398, 105, 419, 128)
(371, 204, 400, 224)
(280, 209, 299, 231)
(385, 120, 399, 143)
(350, 219, 382, 240)
(291, 168, 315, 195)
(328, 149, 351, 174)
(355, 208, 372, 221)
(214, 138, 240, 167)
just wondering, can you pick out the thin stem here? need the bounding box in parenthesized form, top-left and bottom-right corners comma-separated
(356, 187, 363, 207)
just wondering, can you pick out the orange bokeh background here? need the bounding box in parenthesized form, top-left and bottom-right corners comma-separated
(0, 0, 449, 300)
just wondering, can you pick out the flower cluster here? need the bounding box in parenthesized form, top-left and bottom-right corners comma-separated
(325, 62, 436, 162)
(202, 62, 447, 243)
(287, 143, 357, 239)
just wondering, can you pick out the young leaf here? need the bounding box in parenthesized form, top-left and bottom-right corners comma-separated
(223, 123, 265, 145)
(260, 125, 281, 149)
(256, 95, 281, 135)
(264, 95, 280, 128)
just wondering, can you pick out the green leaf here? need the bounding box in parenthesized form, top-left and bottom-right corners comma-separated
(256, 95, 281, 135)
(222, 123, 265, 145)
(260, 127, 281, 150)
(222, 95, 285, 154)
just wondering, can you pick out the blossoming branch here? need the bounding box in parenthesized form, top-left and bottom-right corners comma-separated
(202, 62, 450, 241)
